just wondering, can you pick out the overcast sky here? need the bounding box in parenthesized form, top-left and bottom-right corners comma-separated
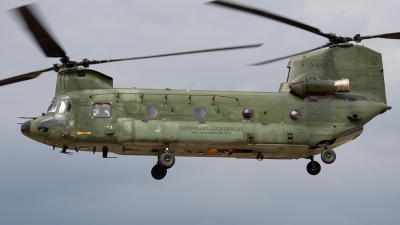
(1, 0, 400, 224)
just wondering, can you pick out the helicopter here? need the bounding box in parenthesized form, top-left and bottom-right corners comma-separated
(0, 1, 398, 180)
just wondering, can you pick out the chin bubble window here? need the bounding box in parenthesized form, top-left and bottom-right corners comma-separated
(53, 114, 69, 127)
(38, 117, 52, 133)
(93, 103, 111, 118)
(290, 109, 301, 121)
(242, 108, 254, 120)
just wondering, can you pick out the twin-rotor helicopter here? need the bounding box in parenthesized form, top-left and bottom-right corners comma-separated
(1, 1, 398, 180)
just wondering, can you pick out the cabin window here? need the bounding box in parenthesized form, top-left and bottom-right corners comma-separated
(146, 105, 159, 117)
(194, 106, 206, 119)
(93, 103, 111, 118)
(290, 109, 301, 121)
(242, 108, 254, 120)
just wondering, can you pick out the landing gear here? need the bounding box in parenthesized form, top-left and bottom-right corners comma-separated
(151, 148, 175, 180)
(256, 152, 264, 161)
(60, 146, 72, 155)
(151, 164, 167, 180)
(321, 148, 336, 164)
(305, 145, 336, 175)
(159, 151, 175, 168)
(306, 158, 321, 176)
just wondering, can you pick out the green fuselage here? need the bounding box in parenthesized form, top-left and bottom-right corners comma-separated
(21, 44, 390, 160)
(22, 87, 387, 159)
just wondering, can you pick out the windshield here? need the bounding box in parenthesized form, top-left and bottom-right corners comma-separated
(47, 95, 70, 113)
(47, 99, 59, 113)
(58, 101, 72, 113)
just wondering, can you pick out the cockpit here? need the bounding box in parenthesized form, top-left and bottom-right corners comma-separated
(47, 95, 72, 113)
(21, 94, 74, 145)
(37, 95, 73, 133)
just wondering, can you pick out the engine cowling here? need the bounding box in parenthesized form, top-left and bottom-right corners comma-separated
(289, 74, 349, 98)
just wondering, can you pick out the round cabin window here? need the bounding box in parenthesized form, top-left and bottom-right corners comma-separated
(147, 105, 159, 117)
(242, 108, 254, 120)
(194, 106, 206, 119)
(290, 109, 301, 121)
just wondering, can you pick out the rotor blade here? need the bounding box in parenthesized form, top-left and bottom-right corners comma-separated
(208, 1, 329, 39)
(360, 32, 400, 40)
(0, 67, 54, 87)
(84, 43, 263, 65)
(14, 4, 66, 58)
(250, 43, 331, 66)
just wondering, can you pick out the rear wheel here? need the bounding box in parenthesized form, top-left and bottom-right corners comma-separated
(256, 152, 264, 161)
(151, 164, 167, 180)
(306, 161, 321, 175)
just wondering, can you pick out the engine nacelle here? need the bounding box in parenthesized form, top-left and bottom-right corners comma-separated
(289, 74, 349, 98)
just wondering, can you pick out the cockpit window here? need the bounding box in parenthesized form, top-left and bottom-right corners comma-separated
(66, 101, 72, 112)
(58, 101, 67, 113)
(47, 99, 59, 113)
(58, 101, 72, 113)
(47, 95, 71, 113)
(93, 103, 111, 118)
(53, 114, 69, 127)
(38, 117, 52, 132)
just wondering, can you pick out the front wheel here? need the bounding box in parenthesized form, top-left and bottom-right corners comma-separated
(159, 152, 175, 168)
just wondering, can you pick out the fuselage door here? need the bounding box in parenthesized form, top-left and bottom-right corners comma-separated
(117, 118, 134, 145)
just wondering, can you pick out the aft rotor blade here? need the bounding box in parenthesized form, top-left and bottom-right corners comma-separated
(250, 43, 331, 66)
(14, 4, 66, 58)
(0, 67, 54, 87)
(209, 1, 329, 39)
(84, 43, 263, 65)
(360, 32, 400, 40)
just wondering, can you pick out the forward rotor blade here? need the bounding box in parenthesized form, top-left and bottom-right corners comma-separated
(360, 32, 400, 40)
(84, 43, 263, 65)
(250, 43, 331, 66)
(14, 4, 66, 58)
(209, 1, 329, 39)
(0, 67, 54, 87)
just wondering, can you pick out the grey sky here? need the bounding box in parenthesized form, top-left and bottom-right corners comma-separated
(1, 0, 400, 224)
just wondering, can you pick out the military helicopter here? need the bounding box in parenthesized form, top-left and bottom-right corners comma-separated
(1, 1, 398, 180)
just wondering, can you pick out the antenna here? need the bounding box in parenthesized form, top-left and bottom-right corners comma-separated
(187, 83, 194, 91)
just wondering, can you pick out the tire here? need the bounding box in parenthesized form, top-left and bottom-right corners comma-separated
(256, 153, 264, 161)
(306, 161, 321, 175)
(321, 149, 336, 164)
(159, 152, 175, 168)
(151, 164, 167, 180)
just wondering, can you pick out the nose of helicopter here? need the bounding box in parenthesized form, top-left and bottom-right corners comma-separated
(21, 120, 30, 136)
